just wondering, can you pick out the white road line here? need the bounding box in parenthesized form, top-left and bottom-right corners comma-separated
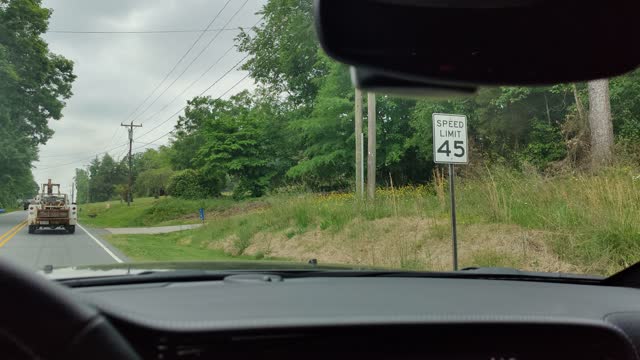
(77, 223, 124, 263)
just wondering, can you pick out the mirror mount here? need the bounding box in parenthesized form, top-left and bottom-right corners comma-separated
(351, 66, 476, 97)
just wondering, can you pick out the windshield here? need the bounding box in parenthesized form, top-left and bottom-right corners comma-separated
(0, 0, 638, 279)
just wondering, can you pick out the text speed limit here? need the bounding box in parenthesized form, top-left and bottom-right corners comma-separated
(432, 113, 468, 164)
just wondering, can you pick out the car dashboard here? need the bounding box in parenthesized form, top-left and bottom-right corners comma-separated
(72, 276, 640, 359)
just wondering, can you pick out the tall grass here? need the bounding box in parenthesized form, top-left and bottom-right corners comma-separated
(460, 166, 640, 274)
(101, 167, 640, 276)
(80, 196, 249, 227)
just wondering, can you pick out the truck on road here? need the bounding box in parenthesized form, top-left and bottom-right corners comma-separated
(27, 179, 77, 234)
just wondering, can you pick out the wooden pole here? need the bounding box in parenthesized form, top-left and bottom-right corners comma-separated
(367, 93, 376, 200)
(121, 122, 142, 207)
(355, 88, 363, 197)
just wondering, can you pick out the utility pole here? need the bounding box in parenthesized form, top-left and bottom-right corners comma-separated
(355, 88, 363, 198)
(71, 178, 75, 204)
(121, 121, 142, 206)
(367, 93, 376, 200)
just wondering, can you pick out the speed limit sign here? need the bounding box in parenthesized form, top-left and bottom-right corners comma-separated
(432, 113, 468, 164)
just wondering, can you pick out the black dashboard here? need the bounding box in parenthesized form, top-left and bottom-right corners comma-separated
(68, 276, 640, 359)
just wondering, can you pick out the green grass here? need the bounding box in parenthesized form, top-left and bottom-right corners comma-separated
(1, 207, 20, 213)
(458, 166, 640, 274)
(92, 166, 640, 276)
(108, 229, 282, 263)
(78, 196, 251, 228)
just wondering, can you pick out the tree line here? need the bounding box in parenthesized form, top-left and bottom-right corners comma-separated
(77, 0, 640, 202)
(0, 0, 76, 207)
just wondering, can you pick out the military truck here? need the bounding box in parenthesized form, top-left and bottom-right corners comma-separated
(27, 179, 77, 234)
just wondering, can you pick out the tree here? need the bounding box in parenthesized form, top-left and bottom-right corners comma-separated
(74, 168, 90, 204)
(87, 154, 127, 202)
(0, 0, 75, 206)
(135, 167, 174, 197)
(195, 92, 277, 198)
(167, 169, 212, 199)
(236, 0, 328, 108)
(587, 79, 614, 169)
(286, 58, 354, 190)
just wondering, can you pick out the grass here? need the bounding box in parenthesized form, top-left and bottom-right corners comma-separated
(78, 196, 259, 228)
(90, 166, 640, 276)
(107, 231, 262, 262)
(458, 166, 640, 274)
(1, 207, 20, 213)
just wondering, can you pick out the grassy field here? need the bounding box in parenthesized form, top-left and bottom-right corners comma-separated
(79, 196, 266, 227)
(101, 166, 640, 276)
(107, 232, 264, 262)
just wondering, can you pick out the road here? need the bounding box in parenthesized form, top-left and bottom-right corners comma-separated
(0, 210, 126, 271)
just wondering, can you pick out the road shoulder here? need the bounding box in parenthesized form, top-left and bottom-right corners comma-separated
(78, 224, 129, 263)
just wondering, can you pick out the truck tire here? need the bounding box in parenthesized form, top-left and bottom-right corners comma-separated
(67, 225, 75, 234)
(28, 225, 36, 234)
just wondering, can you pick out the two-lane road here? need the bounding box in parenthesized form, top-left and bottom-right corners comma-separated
(0, 210, 126, 270)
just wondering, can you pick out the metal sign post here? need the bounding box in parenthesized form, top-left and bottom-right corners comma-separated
(448, 164, 458, 270)
(433, 113, 468, 271)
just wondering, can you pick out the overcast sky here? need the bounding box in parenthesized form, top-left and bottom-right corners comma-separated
(32, 0, 265, 196)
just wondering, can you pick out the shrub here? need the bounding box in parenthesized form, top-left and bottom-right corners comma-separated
(167, 170, 214, 199)
(135, 167, 174, 197)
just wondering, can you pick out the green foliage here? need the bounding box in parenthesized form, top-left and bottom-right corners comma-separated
(167, 169, 219, 199)
(79, 196, 242, 228)
(74, 169, 90, 204)
(610, 69, 640, 141)
(87, 154, 127, 202)
(0, 0, 75, 207)
(286, 58, 353, 189)
(194, 92, 275, 198)
(173, 91, 290, 198)
(88, 168, 640, 275)
(236, 0, 327, 107)
(135, 167, 173, 197)
(519, 121, 567, 168)
(113, 184, 128, 202)
(73, 0, 640, 206)
(132, 147, 172, 176)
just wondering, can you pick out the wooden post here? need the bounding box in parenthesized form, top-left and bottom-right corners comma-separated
(367, 93, 376, 200)
(121, 121, 142, 206)
(355, 88, 363, 197)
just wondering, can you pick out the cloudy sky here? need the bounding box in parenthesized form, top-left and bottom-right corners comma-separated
(32, 0, 265, 196)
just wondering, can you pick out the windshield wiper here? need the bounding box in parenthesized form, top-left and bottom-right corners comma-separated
(58, 267, 603, 288)
(460, 266, 603, 280)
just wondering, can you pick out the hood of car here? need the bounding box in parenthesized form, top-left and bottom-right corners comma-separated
(39, 260, 366, 280)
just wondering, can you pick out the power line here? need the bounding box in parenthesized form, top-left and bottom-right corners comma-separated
(42, 0, 238, 163)
(133, 0, 250, 126)
(121, 122, 143, 206)
(36, 16, 249, 171)
(133, 71, 250, 151)
(136, 54, 250, 142)
(115, 147, 129, 162)
(37, 127, 124, 159)
(139, 45, 236, 125)
(138, 17, 262, 128)
(33, 143, 129, 171)
(119, 0, 233, 127)
(33, 63, 250, 172)
(37, 2, 258, 167)
(48, 27, 246, 34)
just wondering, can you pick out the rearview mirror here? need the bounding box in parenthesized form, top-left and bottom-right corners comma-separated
(314, 1, 640, 90)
